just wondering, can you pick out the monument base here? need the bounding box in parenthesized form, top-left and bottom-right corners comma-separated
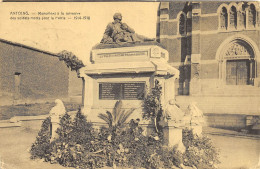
(78, 44, 179, 124)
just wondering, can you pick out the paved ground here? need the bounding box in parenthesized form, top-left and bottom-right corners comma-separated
(0, 120, 69, 169)
(207, 133, 259, 169)
(0, 120, 259, 169)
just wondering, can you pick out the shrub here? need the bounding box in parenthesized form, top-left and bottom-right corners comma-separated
(98, 109, 182, 169)
(51, 109, 104, 168)
(142, 80, 163, 134)
(182, 128, 220, 169)
(30, 117, 51, 160)
(71, 108, 94, 145)
(98, 100, 135, 141)
(50, 109, 105, 168)
(97, 118, 165, 169)
(30, 107, 219, 169)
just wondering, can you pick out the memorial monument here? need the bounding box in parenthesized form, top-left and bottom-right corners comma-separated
(78, 13, 179, 132)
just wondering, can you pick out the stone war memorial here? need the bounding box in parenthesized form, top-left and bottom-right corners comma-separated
(30, 12, 220, 169)
(76, 12, 191, 147)
(78, 13, 179, 122)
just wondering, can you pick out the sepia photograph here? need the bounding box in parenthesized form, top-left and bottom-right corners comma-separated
(0, 1, 259, 169)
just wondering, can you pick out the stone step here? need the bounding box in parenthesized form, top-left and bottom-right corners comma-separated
(0, 122, 21, 128)
(176, 96, 260, 115)
(201, 86, 260, 96)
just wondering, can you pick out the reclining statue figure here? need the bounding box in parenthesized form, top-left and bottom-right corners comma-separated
(101, 13, 154, 44)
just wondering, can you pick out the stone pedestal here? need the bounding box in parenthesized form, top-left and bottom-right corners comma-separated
(190, 125, 202, 136)
(161, 121, 185, 153)
(50, 115, 60, 141)
(78, 42, 179, 124)
(163, 124, 185, 153)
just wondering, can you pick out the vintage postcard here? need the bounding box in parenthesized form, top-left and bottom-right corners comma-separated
(0, 1, 259, 169)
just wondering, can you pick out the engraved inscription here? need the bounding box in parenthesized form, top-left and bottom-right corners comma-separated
(97, 51, 148, 59)
(99, 82, 145, 100)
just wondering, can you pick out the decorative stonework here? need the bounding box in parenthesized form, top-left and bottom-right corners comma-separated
(218, 3, 257, 31)
(220, 7, 228, 29)
(91, 45, 168, 64)
(79, 44, 179, 116)
(225, 43, 250, 57)
(191, 63, 200, 79)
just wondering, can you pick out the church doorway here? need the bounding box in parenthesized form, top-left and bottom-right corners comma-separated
(226, 59, 250, 85)
(217, 39, 257, 86)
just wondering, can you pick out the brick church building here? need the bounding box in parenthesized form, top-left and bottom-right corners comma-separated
(157, 2, 260, 130)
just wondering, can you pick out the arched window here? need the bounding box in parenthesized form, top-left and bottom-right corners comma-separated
(220, 7, 228, 29)
(238, 4, 246, 29)
(229, 6, 237, 29)
(248, 4, 256, 27)
(179, 13, 186, 35)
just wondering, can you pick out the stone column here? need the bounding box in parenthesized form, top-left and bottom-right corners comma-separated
(190, 2, 202, 95)
(50, 114, 60, 141)
(164, 76, 176, 106)
(190, 59, 201, 95)
(82, 75, 93, 115)
(77, 68, 93, 115)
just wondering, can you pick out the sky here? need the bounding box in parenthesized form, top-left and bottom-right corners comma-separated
(0, 2, 159, 64)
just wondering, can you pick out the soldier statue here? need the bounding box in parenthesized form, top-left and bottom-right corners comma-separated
(101, 13, 154, 44)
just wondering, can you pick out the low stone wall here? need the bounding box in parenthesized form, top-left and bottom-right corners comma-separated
(205, 113, 247, 130)
(176, 95, 260, 130)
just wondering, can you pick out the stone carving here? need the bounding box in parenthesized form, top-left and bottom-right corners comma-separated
(50, 99, 66, 117)
(191, 63, 200, 79)
(162, 99, 185, 126)
(159, 99, 186, 153)
(179, 13, 186, 35)
(183, 102, 205, 136)
(49, 99, 66, 140)
(225, 43, 250, 56)
(101, 13, 154, 44)
(184, 102, 204, 125)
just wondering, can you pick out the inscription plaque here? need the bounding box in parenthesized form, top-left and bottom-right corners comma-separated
(99, 82, 145, 100)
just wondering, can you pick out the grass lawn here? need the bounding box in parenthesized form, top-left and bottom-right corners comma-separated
(0, 102, 81, 120)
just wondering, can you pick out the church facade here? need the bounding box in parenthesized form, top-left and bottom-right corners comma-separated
(157, 2, 260, 130)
